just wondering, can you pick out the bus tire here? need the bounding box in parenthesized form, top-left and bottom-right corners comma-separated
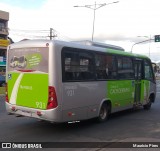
(143, 97, 152, 110)
(97, 103, 110, 122)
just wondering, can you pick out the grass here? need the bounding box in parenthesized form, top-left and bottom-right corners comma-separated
(0, 87, 5, 95)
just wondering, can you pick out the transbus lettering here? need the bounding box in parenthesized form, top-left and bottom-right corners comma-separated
(110, 88, 130, 94)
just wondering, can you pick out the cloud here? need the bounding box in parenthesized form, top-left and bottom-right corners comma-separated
(1, 0, 160, 59)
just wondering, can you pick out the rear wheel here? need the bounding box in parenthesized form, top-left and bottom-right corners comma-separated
(97, 103, 110, 122)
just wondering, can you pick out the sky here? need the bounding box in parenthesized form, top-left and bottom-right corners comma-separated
(1, 0, 160, 61)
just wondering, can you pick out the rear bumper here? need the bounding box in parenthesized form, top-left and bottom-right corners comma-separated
(5, 102, 62, 123)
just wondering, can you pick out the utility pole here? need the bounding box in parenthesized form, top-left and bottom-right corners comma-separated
(49, 28, 57, 40)
(49, 28, 53, 40)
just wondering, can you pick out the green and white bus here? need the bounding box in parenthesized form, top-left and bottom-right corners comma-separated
(5, 40, 156, 123)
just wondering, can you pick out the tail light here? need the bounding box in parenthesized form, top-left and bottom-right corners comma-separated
(5, 83, 9, 103)
(47, 86, 58, 109)
(11, 106, 16, 111)
(37, 111, 42, 116)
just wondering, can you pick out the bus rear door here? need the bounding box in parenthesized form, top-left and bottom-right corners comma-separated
(134, 60, 143, 105)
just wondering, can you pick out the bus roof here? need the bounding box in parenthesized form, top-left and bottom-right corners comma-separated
(105, 48, 149, 59)
(55, 40, 150, 60)
(9, 39, 150, 60)
(72, 40, 125, 51)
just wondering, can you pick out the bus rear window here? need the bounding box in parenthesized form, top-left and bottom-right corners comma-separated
(8, 47, 49, 73)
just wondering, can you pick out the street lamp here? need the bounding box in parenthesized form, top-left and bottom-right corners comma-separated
(131, 39, 149, 53)
(131, 35, 153, 57)
(138, 35, 151, 57)
(74, 1, 119, 41)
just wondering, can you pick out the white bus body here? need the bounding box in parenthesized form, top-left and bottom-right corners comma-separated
(5, 40, 156, 123)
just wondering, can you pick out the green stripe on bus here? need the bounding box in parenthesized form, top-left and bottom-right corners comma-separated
(107, 80, 134, 108)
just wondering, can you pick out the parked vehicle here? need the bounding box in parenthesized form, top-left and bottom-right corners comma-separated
(0, 75, 5, 87)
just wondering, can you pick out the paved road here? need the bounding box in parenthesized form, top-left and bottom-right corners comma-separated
(1, 81, 160, 151)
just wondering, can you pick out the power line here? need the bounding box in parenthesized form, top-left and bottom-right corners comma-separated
(10, 33, 48, 39)
(9, 28, 73, 41)
(9, 29, 50, 33)
(9, 28, 51, 39)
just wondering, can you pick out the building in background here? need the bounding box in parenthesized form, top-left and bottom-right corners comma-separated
(0, 10, 9, 75)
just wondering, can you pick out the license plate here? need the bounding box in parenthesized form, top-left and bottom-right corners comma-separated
(20, 110, 31, 117)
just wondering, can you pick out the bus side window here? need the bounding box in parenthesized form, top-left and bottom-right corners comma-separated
(106, 55, 117, 79)
(79, 52, 94, 80)
(144, 60, 154, 81)
(95, 54, 107, 80)
(117, 57, 134, 79)
(95, 54, 117, 80)
(62, 48, 94, 82)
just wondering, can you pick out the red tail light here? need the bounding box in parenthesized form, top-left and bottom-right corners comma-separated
(47, 86, 58, 109)
(18, 70, 35, 72)
(11, 106, 16, 111)
(37, 111, 42, 116)
(5, 83, 9, 103)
